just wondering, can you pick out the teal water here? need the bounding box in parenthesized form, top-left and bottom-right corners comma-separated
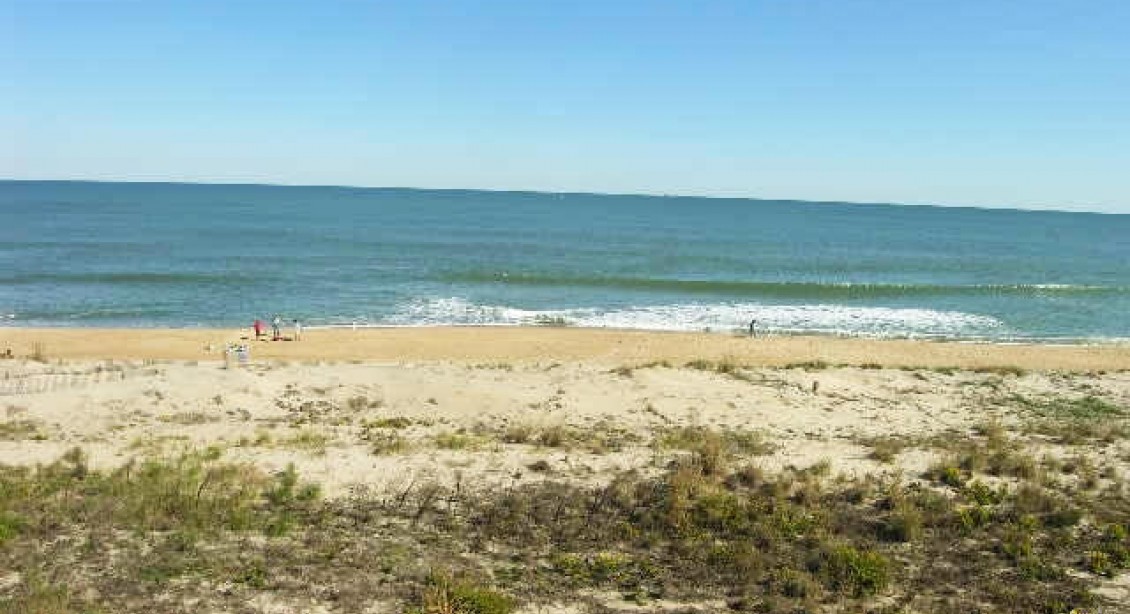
(2, 180, 1127, 341)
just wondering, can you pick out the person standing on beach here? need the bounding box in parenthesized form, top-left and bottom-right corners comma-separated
(749, 319, 757, 337)
(253, 319, 264, 340)
(293, 319, 302, 341)
(272, 315, 282, 340)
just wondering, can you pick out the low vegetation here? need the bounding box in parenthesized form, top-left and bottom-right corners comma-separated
(3, 412, 1126, 614)
(1014, 393, 1130, 445)
(856, 434, 917, 463)
(1, 364, 1127, 613)
(0, 419, 47, 441)
(501, 421, 640, 454)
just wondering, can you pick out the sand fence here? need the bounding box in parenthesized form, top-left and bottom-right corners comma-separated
(0, 362, 156, 397)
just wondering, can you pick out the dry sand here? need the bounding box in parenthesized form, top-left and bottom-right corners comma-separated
(3, 326, 1129, 370)
(2, 327, 1128, 497)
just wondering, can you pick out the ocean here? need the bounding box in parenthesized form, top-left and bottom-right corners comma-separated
(2, 180, 1127, 342)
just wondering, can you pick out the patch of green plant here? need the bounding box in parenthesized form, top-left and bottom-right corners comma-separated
(924, 461, 966, 488)
(610, 360, 673, 377)
(0, 419, 46, 441)
(1013, 394, 1126, 420)
(819, 545, 890, 597)
(857, 434, 915, 463)
(3, 427, 1127, 613)
(346, 395, 383, 411)
(0, 511, 23, 545)
(0, 575, 94, 614)
(278, 429, 329, 454)
(963, 480, 1008, 506)
(420, 570, 515, 614)
(536, 425, 569, 448)
(156, 412, 217, 425)
(684, 357, 758, 381)
(655, 426, 776, 460)
(972, 365, 1026, 377)
(434, 431, 485, 451)
(878, 501, 924, 542)
(367, 430, 409, 455)
(365, 416, 414, 429)
(0, 447, 319, 539)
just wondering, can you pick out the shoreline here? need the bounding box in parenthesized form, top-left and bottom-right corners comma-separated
(3, 325, 1128, 370)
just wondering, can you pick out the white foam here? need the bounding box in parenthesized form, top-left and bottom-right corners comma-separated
(379, 297, 1003, 339)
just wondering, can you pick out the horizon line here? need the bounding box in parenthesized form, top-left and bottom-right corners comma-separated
(1, 176, 1123, 216)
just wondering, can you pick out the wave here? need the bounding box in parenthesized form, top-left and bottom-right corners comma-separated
(0, 306, 180, 321)
(442, 272, 1121, 299)
(377, 297, 1004, 339)
(0, 271, 260, 286)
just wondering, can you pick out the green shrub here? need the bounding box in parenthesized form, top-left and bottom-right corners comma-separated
(0, 511, 22, 545)
(925, 464, 965, 488)
(0, 447, 317, 539)
(821, 546, 889, 597)
(963, 480, 1007, 506)
(537, 425, 569, 448)
(879, 504, 923, 542)
(1087, 551, 1114, 576)
(956, 505, 993, 531)
(501, 424, 532, 444)
(423, 571, 515, 614)
(369, 430, 408, 455)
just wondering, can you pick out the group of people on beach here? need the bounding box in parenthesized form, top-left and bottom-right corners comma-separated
(253, 315, 302, 341)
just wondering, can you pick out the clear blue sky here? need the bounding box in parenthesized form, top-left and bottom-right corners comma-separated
(3, 0, 1128, 212)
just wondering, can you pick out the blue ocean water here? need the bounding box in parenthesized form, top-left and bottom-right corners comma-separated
(1, 180, 1127, 342)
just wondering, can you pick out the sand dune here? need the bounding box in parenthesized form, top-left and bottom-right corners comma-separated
(2, 329, 1129, 612)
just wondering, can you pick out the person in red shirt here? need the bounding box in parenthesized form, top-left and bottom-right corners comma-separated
(253, 319, 264, 340)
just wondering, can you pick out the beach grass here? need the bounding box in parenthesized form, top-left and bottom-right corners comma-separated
(1, 351, 1128, 612)
(4, 421, 1125, 613)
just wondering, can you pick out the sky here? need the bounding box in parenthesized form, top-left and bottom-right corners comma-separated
(3, 0, 1128, 213)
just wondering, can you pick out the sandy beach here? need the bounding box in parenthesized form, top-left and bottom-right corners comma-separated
(2, 328, 1129, 612)
(3, 326, 1129, 370)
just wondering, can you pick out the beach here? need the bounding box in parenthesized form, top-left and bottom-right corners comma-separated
(4, 326, 1129, 369)
(6, 2, 1129, 607)
(2, 327, 1129, 611)
(3, 186, 1129, 612)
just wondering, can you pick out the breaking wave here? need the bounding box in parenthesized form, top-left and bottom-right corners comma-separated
(376, 297, 1004, 339)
